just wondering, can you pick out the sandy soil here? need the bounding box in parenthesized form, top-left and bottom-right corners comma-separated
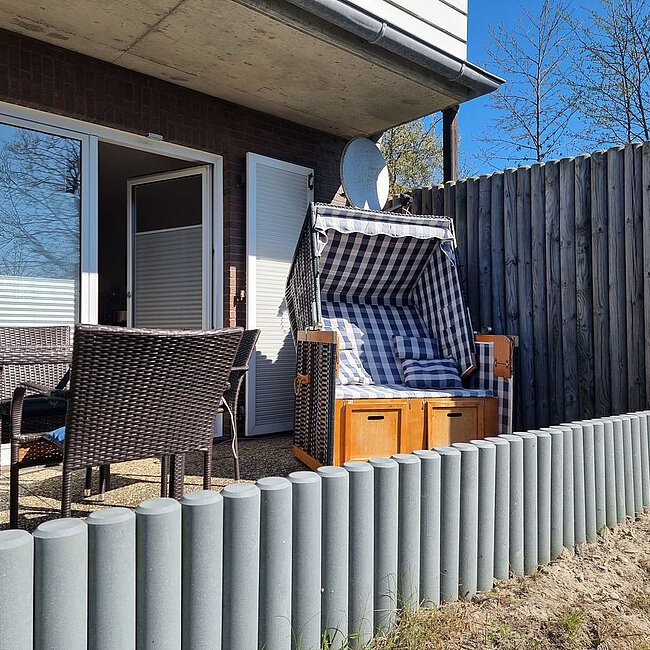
(373, 512, 650, 649)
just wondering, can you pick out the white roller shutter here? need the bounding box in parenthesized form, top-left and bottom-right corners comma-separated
(246, 154, 313, 435)
(133, 226, 202, 329)
(0, 275, 76, 326)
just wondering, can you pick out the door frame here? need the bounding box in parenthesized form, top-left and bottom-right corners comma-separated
(126, 166, 213, 328)
(245, 152, 314, 435)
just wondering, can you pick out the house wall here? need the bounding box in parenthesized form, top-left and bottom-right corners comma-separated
(0, 29, 347, 327)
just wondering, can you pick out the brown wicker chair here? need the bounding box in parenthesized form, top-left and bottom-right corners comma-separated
(218, 328, 260, 480)
(59, 324, 242, 518)
(1, 326, 72, 529)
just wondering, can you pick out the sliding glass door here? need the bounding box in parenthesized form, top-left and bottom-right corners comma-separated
(0, 120, 84, 326)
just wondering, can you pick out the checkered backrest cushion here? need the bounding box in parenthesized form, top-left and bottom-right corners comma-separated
(401, 358, 463, 389)
(322, 301, 431, 384)
(392, 335, 439, 360)
(337, 349, 373, 385)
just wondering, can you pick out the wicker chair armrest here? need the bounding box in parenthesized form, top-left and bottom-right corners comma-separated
(9, 385, 27, 437)
(20, 380, 54, 394)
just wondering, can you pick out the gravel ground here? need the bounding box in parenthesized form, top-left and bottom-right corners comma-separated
(0, 433, 303, 531)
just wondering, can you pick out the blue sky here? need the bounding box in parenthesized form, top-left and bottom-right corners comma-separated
(460, 0, 596, 175)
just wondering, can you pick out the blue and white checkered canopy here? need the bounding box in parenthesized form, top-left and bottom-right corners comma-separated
(286, 203, 476, 376)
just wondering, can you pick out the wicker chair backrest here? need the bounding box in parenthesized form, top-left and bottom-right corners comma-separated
(0, 325, 72, 401)
(63, 324, 243, 471)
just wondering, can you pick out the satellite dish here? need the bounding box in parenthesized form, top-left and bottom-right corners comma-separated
(340, 137, 389, 211)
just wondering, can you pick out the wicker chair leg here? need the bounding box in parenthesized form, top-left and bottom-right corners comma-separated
(84, 467, 93, 496)
(98, 465, 110, 501)
(9, 454, 20, 529)
(203, 446, 212, 490)
(169, 454, 185, 500)
(161, 455, 169, 498)
(61, 470, 73, 518)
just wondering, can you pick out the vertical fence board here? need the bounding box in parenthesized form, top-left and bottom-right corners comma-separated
(466, 177, 481, 324)
(626, 145, 646, 409)
(433, 183, 444, 215)
(478, 175, 492, 329)
(560, 159, 579, 421)
(574, 155, 595, 419)
(545, 162, 563, 424)
(516, 167, 535, 430)
(503, 169, 519, 341)
(443, 182, 455, 219)
(591, 151, 611, 417)
(607, 146, 628, 415)
(490, 172, 506, 333)
(455, 180, 468, 300)
(641, 142, 650, 404)
(421, 186, 432, 215)
(530, 164, 549, 426)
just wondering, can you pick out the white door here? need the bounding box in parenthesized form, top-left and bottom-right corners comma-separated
(246, 154, 313, 435)
(127, 167, 212, 329)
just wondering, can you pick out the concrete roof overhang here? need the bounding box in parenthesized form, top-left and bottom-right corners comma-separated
(0, 0, 504, 137)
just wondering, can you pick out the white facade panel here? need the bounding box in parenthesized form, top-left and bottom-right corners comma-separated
(348, 0, 467, 60)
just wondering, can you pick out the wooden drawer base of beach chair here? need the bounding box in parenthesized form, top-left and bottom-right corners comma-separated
(424, 397, 498, 448)
(292, 396, 499, 468)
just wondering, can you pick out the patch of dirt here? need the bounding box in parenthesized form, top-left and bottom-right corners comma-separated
(371, 512, 650, 649)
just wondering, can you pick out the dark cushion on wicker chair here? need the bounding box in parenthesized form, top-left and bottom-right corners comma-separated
(401, 358, 463, 389)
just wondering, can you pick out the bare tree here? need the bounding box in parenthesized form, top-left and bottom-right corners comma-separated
(481, 0, 577, 165)
(0, 127, 80, 278)
(568, 0, 650, 146)
(379, 117, 443, 196)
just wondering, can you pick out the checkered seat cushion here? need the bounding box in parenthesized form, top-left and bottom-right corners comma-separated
(336, 384, 493, 399)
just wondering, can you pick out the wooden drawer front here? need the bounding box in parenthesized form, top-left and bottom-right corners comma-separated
(344, 402, 407, 461)
(427, 404, 479, 448)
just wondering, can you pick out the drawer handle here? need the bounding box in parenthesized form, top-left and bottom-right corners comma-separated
(447, 412, 463, 418)
(367, 415, 385, 421)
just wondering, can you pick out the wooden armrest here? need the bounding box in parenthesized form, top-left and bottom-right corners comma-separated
(475, 334, 516, 379)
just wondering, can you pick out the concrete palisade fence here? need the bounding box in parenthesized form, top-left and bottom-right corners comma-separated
(2, 411, 650, 649)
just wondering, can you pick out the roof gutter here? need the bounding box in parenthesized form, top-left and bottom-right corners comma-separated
(280, 0, 504, 98)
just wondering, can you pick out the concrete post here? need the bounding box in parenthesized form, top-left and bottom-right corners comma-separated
(222, 484, 261, 650)
(532, 430, 551, 565)
(471, 440, 496, 591)
(515, 432, 538, 574)
(33, 519, 88, 650)
(485, 436, 510, 580)
(453, 443, 479, 598)
(289, 471, 322, 650)
(87, 508, 136, 650)
(629, 414, 643, 514)
(611, 417, 629, 521)
(580, 422, 597, 542)
(635, 412, 650, 507)
(369, 457, 398, 631)
(413, 450, 441, 607)
(602, 418, 618, 527)
(434, 446, 461, 601)
(393, 453, 421, 610)
(317, 467, 349, 650)
(258, 478, 292, 650)
(591, 420, 607, 532)
(0, 530, 33, 650)
(501, 434, 524, 575)
(345, 461, 374, 647)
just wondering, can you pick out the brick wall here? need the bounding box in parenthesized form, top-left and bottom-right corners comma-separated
(0, 29, 347, 326)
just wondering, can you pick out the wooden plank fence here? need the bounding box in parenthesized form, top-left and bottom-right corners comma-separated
(391, 143, 650, 430)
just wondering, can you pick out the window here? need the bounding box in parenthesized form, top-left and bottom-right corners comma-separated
(0, 122, 81, 325)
